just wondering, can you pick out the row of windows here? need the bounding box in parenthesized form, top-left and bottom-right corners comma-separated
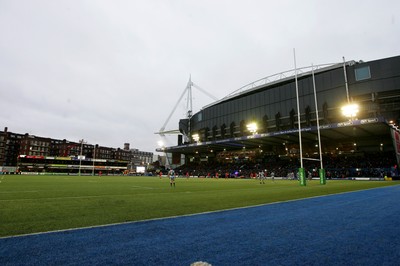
(195, 99, 335, 131)
(199, 85, 346, 122)
(19, 158, 129, 167)
(27, 147, 49, 152)
(24, 141, 50, 147)
(1, 140, 19, 145)
(133, 156, 152, 163)
(193, 105, 325, 141)
(192, 65, 373, 132)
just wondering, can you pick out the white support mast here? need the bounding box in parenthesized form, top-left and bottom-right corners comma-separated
(155, 76, 218, 141)
(157, 77, 193, 136)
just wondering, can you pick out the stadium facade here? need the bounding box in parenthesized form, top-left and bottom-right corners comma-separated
(162, 55, 400, 167)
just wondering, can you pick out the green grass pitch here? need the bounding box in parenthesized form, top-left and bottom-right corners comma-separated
(0, 174, 397, 237)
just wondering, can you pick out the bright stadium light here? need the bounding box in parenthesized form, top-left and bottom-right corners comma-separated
(341, 103, 359, 119)
(192, 134, 200, 142)
(246, 122, 258, 135)
(157, 140, 170, 168)
(157, 140, 164, 148)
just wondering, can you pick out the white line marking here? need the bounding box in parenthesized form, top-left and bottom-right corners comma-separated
(131, 186, 154, 189)
(0, 191, 39, 194)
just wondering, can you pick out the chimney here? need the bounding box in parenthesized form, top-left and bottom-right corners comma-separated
(124, 143, 130, 150)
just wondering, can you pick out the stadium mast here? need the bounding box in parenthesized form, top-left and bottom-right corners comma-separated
(155, 76, 218, 140)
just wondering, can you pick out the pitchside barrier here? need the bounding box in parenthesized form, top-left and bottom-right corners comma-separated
(0, 167, 17, 174)
(19, 172, 71, 175)
(312, 177, 389, 181)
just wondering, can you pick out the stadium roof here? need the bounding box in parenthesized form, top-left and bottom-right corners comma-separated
(201, 61, 353, 110)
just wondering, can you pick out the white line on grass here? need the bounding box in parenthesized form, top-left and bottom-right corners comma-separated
(0, 189, 168, 201)
(0, 194, 136, 202)
(0, 191, 39, 194)
(131, 186, 155, 189)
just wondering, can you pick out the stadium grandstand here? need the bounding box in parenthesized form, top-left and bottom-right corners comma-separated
(158, 55, 400, 180)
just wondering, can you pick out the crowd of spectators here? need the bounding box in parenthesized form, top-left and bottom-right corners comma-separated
(174, 152, 398, 179)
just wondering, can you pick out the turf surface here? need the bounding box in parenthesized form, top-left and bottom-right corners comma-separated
(1, 185, 399, 265)
(0, 175, 397, 237)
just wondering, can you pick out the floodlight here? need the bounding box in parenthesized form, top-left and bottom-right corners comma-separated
(246, 122, 258, 134)
(192, 134, 200, 142)
(341, 103, 359, 119)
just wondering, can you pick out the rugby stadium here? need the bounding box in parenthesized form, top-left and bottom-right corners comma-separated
(159, 55, 400, 178)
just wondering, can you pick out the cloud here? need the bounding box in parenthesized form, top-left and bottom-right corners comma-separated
(1, 0, 399, 152)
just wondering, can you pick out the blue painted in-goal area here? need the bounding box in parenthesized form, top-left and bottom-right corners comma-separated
(1, 185, 400, 266)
